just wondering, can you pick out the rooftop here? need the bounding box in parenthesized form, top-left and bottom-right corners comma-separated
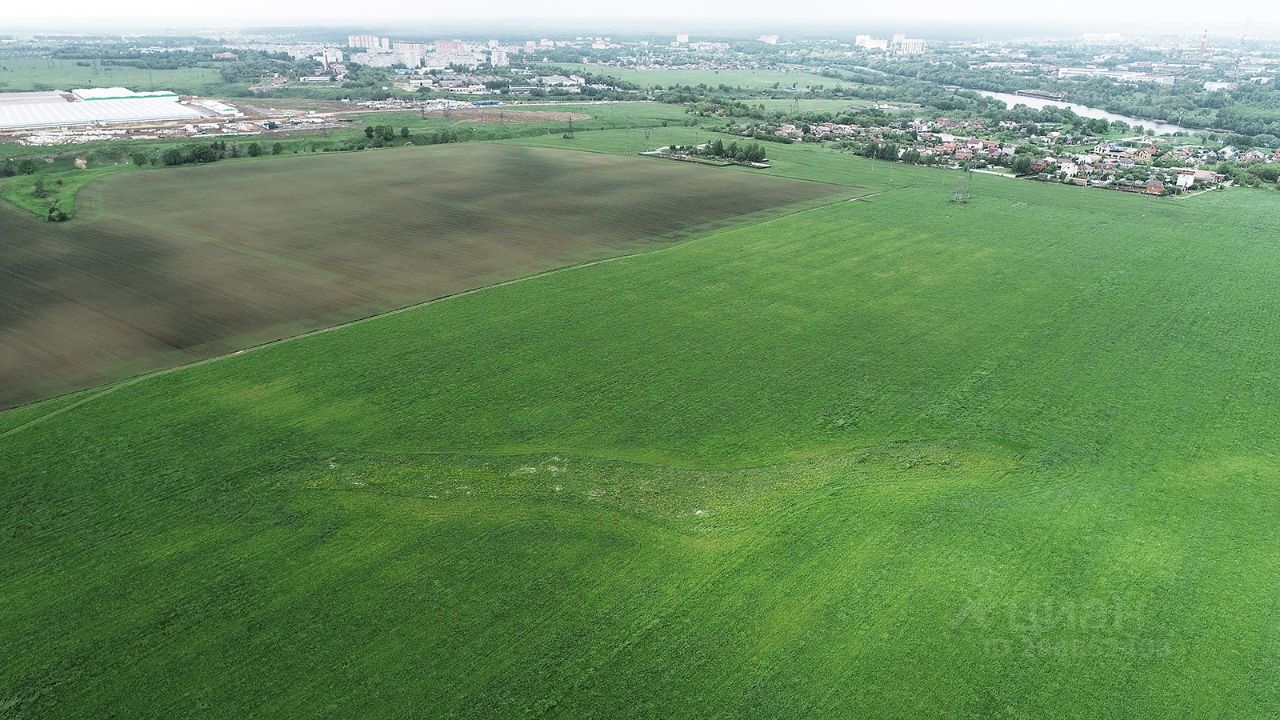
(0, 92, 202, 130)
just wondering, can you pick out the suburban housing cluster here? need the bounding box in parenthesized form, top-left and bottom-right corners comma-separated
(720, 114, 1275, 195)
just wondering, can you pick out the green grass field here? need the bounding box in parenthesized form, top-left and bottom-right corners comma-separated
(0, 142, 844, 409)
(4, 135, 1280, 718)
(0, 57, 224, 94)
(0, 102, 702, 220)
(542, 63, 846, 90)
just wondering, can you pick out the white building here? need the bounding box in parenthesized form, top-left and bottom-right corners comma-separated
(893, 38, 926, 55)
(675, 33, 689, 44)
(72, 87, 178, 101)
(394, 42, 428, 67)
(758, 34, 779, 45)
(350, 52, 400, 68)
(0, 88, 203, 130)
(855, 35, 888, 51)
(317, 47, 344, 69)
(534, 74, 585, 87)
(347, 35, 389, 50)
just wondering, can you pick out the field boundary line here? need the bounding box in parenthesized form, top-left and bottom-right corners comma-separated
(0, 191, 858, 440)
(848, 184, 914, 201)
(0, 384, 134, 440)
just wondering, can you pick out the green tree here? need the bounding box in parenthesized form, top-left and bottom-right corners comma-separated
(18, 158, 38, 175)
(131, 152, 148, 167)
(400, 127, 410, 138)
(271, 143, 284, 155)
(247, 143, 262, 157)
(189, 145, 218, 163)
(31, 178, 48, 198)
(364, 125, 375, 139)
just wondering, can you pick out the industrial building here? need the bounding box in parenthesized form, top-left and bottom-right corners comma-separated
(0, 87, 205, 130)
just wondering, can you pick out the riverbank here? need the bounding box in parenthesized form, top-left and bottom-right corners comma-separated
(971, 89, 1196, 135)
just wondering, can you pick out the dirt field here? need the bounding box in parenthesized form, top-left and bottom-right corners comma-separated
(0, 143, 845, 408)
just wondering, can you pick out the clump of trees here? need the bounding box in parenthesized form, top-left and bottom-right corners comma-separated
(1215, 160, 1280, 189)
(363, 124, 399, 146)
(860, 141, 901, 162)
(702, 139, 768, 163)
(160, 140, 240, 167)
(2, 158, 40, 176)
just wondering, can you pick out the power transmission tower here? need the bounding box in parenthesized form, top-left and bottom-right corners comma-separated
(951, 165, 974, 203)
(563, 115, 575, 139)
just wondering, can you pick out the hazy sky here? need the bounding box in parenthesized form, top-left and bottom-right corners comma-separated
(5, 0, 1278, 37)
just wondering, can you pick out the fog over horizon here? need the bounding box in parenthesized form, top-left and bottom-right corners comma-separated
(5, 0, 1279, 40)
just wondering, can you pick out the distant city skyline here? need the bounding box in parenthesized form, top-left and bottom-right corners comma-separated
(4, 1, 1279, 40)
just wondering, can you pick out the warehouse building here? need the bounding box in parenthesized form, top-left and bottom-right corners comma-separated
(0, 88, 205, 130)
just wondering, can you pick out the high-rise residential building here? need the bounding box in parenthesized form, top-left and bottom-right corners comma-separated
(893, 38, 926, 54)
(347, 35, 383, 50)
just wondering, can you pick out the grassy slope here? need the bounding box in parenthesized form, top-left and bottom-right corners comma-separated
(4, 145, 1280, 718)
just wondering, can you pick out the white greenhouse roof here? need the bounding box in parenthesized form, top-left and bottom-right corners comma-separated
(71, 87, 179, 101)
(0, 91, 69, 105)
(0, 96, 203, 130)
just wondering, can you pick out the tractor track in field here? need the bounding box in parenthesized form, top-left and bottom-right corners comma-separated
(847, 184, 914, 201)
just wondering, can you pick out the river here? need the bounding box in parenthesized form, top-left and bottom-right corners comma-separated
(972, 90, 1195, 135)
